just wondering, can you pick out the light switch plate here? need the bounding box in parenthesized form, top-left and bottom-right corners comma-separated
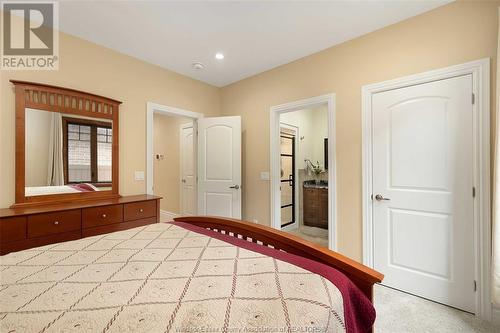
(260, 171, 270, 180)
(134, 171, 145, 181)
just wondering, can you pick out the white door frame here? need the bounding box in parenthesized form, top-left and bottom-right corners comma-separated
(146, 102, 203, 214)
(361, 58, 491, 319)
(179, 122, 196, 215)
(279, 122, 300, 231)
(270, 94, 337, 250)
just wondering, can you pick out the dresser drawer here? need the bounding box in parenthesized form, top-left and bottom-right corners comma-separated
(83, 217, 157, 238)
(28, 209, 81, 238)
(0, 217, 27, 243)
(124, 200, 156, 221)
(82, 204, 123, 228)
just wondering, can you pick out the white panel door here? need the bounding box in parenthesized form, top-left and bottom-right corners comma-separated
(180, 122, 196, 215)
(198, 116, 241, 218)
(372, 75, 475, 312)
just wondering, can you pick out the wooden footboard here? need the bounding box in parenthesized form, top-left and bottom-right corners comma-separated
(173, 216, 383, 302)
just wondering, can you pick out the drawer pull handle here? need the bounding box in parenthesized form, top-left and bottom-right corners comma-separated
(54, 221, 59, 225)
(139, 209, 144, 213)
(101, 214, 107, 218)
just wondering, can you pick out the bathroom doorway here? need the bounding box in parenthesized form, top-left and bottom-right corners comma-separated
(270, 94, 337, 250)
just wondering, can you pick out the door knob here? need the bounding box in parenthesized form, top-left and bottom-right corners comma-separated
(229, 185, 240, 190)
(182, 179, 186, 183)
(374, 194, 390, 201)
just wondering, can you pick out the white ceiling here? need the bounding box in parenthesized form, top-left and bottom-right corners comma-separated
(59, 1, 452, 87)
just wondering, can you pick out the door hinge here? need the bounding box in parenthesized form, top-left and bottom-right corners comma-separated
(472, 93, 475, 105)
(474, 280, 477, 292)
(472, 187, 476, 198)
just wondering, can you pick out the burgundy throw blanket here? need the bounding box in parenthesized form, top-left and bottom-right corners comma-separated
(172, 221, 376, 333)
(69, 183, 97, 192)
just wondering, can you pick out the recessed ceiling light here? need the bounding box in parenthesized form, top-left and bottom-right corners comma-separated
(215, 52, 224, 60)
(192, 62, 205, 70)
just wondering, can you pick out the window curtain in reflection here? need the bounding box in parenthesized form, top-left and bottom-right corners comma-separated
(46, 112, 64, 186)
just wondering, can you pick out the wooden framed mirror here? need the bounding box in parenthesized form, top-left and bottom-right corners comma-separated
(11, 80, 121, 207)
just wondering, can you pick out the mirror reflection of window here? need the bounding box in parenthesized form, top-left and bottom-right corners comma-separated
(67, 124, 91, 182)
(63, 117, 112, 186)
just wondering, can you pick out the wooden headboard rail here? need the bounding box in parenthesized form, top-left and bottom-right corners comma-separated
(174, 216, 383, 301)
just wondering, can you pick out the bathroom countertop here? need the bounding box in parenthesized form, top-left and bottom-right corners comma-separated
(303, 180, 328, 189)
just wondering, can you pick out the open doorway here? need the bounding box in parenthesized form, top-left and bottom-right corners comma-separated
(152, 113, 196, 221)
(270, 94, 337, 250)
(147, 103, 242, 220)
(146, 103, 203, 222)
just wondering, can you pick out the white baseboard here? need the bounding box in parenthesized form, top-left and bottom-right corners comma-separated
(493, 307, 500, 326)
(160, 210, 179, 222)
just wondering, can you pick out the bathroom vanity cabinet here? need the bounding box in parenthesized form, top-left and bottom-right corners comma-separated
(303, 183, 328, 229)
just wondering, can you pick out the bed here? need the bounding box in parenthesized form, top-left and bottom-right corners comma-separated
(25, 184, 100, 197)
(0, 216, 383, 333)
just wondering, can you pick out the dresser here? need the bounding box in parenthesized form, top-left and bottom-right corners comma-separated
(0, 195, 161, 255)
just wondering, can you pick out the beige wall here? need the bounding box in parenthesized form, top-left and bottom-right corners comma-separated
(220, 1, 499, 260)
(0, 23, 221, 208)
(25, 108, 52, 186)
(153, 113, 193, 213)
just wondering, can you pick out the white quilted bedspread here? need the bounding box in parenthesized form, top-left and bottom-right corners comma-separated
(0, 222, 346, 333)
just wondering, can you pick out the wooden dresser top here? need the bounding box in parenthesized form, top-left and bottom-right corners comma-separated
(0, 195, 161, 218)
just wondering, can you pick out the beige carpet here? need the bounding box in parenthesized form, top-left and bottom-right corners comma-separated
(374, 284, 499, 332)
